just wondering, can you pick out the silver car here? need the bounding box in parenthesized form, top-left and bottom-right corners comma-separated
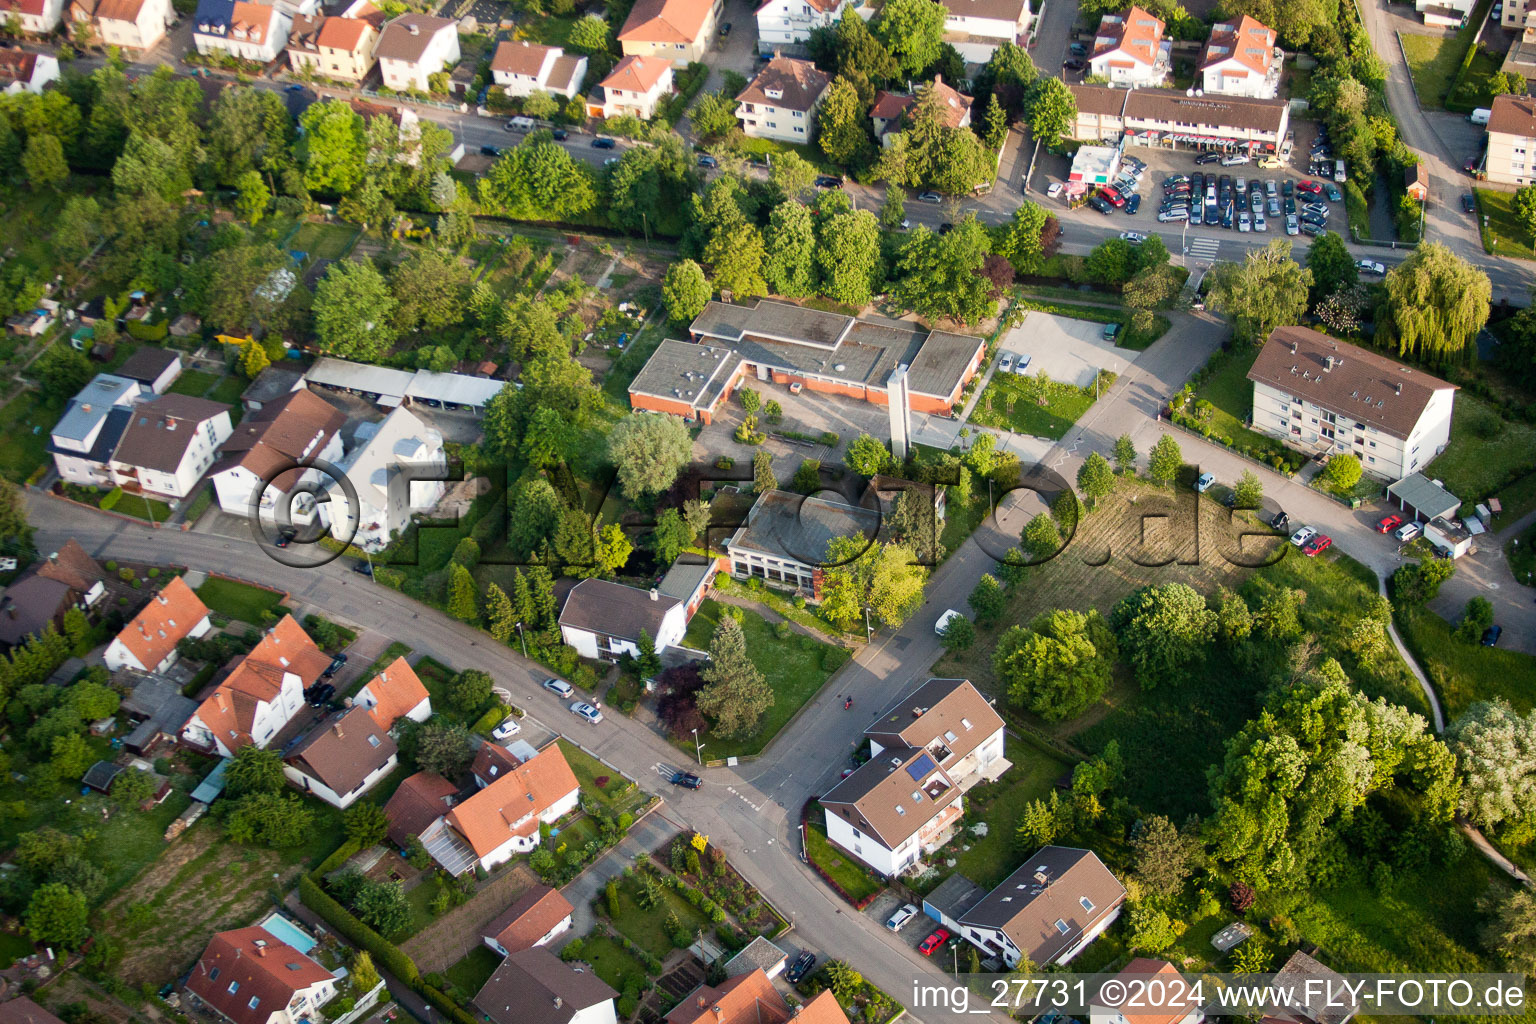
(570, 701, 603, 724)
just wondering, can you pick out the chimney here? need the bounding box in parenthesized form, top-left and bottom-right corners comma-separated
(712, 1008, 724, 1022)
(408, 21, 418, 33)
(1289, 342, 1297, 355)
(697, 996, 709, 1010)
(553, 997, 562, 1010)
(256, 945, 267, 957)
(1324, 356, 1335, 372)
(649, 588, 659, 601)
(1394, 381, 1402, 395)
(333, 720, 344, 739)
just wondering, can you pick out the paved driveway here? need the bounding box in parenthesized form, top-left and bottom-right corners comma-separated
(997, 311, 1133, 388)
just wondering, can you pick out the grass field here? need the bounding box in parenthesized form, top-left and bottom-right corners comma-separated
(444, 946, 500, 996)
(112, 492, 174, 522)
(969, 369, 1106, 440)
(1400, 32, 1465, 107)
(557, 740, 652, 818)
(207, 375, 247, 405)
(513, 12, 581, 46)
(1425, 391, 1536, 510)
(169, 369, 220, 398)
(1191, 344, 1297, 465)
(1474, 188, 1536, 260)
(195, 576, 286, 623)
(945, 737, 1069, 889)
(0, 390, 64, 483)
(290, 222, 358, 261)
(1446, 46, 1503, 111)
(1396, 604, 1536, 717)
(805, 818, 883, 902)
(608, 872, 712, 959)
(574, 933, 652, 991)
(680, 599, 842, 760)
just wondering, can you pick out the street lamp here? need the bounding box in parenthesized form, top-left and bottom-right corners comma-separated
(692, 727, 703, 766)
(514, 621, 528, 658)
(863, 605, 873, 644)
(798, 821, 807, 863)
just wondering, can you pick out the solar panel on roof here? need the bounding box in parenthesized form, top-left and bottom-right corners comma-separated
(906, 753, 937, 780)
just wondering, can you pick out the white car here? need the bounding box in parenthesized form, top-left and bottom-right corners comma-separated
(1290, 526, 1318, 548)
(543, 678, 575, 698)
(570, 701, 603, 724)
(1285, 214, 1299, 235)
(935, 609, 965, 635)
(1238, 212, 1251, 232)
(492, 716, 522, 740)
(0, 557, 15, 572)
(998, 354, 1014, 373)
(1196, 472, 1216, 493)
(886, 904, 919, 931)
(1014, 354, 1033, 375)
(1395, 522, 1423, 542)
(1356, 259, 1386, 275)
(1046, 182, 1065, 198)
(1221, 154, 1251, 166)
(1119, 231, 1146, 244)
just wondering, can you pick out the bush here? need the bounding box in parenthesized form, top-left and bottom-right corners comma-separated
(100, 488, 124, 511)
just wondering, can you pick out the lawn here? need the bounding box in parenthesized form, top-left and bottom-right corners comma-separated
(1509, 518, 1536, 588)
(168, 369, 220, 398)
(444, 946, 501, 996)
(1189, 343, 1297, 466)
(207, 375, 248, 405)
(557, 739, 652, 818)
(680, 599, 843, 760)
(0, 389, 64, 483)
(1446, 45, 1503, 111)
(113, 492, 174, 523)
(1424, 391, 1536, 512)
(1400, 32, 1465, 107)
(573, 933, 652, 991)
(804, 818, 883, 903)
(195, 576, 287, 623)
(607, 872, 713, 959)
(289, 222, 358, 261)
(403, 877, 441, 938)
(513, 12, 581, 46)
(1396, 604, 1536, 718)
(968, 368, 1108, 440)
(734, 136, 837, 172)
(944, 737, 1069, 889)
(1474, 188, 1536, 260)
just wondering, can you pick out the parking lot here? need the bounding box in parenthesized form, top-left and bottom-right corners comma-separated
(995, 312, 1133, 390)
(865, 891, 948, 955)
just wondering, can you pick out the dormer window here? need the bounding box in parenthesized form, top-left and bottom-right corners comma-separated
(765, 88, 783, 100)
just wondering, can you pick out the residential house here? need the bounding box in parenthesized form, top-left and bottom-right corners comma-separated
(185, 926, 340, 1024)
(558, 577, 689, 663)
(0, 50, 59, 92)
(1261, 951, 1359, 1024)
(241, 367, 305, 413)
(321, 405, 445, 552)
(920, 872, 988, 934)
(1416, 0, 1469, 26)
(286, 2, 384, 81)
(1089, 7, 1168, 85)
(408, 743, 579, 875)
(754, 0, 854, 53)
(616, 0, 722, 66)
(1090, 960, 1205, 1024)
(69, 0, 173, 49)
(588, 54, 674, 120)
(1199, 15, 1280, 98)
(1484, 93, 1536, 185)
(1503, 0, 1532, 27)
(870, 75, 972, 147)
(490, 40, 587, 99)
(376, 13, 458, 92)
(665, 970, 851, 1024)
(193, 0, 294, 63)
(474, 947, 618, 1024)
(0, 576, 74, 648)
(0, 998, 69, 1024)
(940, 0, 1032, 62)
(723, 489, 881, 601)
(957, 846, 1126, 968)
(382, 771, 457, 847)
(819, 678, 1005, 876)
(735, 55, 830, 142)
(1068, 83, 1290, 155)
(283, 706, 398, 808)
(103, 576, 212, 673)
(481, 885, 575, 956)
(36, 539, 107, 610)
(119, 669, 199, 754)
(0, 0, 64, 34)
(116, 346, 183, 394)
(209, 388, 345, 524)
(108, 395, 233, 500)
(353, 655, 432, 732)
(657, 556, 720, 618)
(470, 741, 523, 789)
(722, 937, 787, 979)
(180, 614, 331, 756)
(49, 374, 141, 487)
(1246, 325, 1457, 479)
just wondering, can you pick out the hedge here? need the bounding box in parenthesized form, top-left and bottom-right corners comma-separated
(416, 983, 479, 1024)
(126, 320, 170, 342)
(100, 487, 124, 511)
(470, 705, 506, 735)
(298, 873, 419, 983)
(317, 838, 362, 876)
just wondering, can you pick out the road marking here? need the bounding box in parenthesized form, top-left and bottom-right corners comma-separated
(726, 786, 764, 812)
(1187, 237, 1221, 261)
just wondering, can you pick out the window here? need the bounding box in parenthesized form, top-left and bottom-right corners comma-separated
(367, 735, 381, 747)
(794, 126, 805, 133)
(210, 969, 220, 982)
(1080, 896, 1095, 912)
(228, 983, 240, 995)
(961, 717, 973, 730)
(895, 804, 906, 815)
(1054, 919, 1070, 935)
(248, 998, 261, 1010)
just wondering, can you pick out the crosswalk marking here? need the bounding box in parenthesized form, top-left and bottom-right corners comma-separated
(1187, 237, 1222, 261)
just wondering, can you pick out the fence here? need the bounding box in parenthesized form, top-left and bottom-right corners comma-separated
(1164, 419, 1304, 479)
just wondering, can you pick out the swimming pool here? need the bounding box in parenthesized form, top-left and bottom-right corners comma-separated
(260, 913, 317, 954)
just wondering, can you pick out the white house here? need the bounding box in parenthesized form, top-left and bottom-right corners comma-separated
(1245, 326, 1458, 480)
(187, 926, 341, 1024)
(754, 0, 854, 53)
(108, 395, 233, 500)
(616, 0, 722, 66)
(735, 55, 830, 142)
(1198, 15, 1280, 98)
(0, 0, 65, 35)
(490, 39, 587, 99)
(181, 614, 332, 756)
(958, 846, 1127, 968)
(481, 885, 575, 957)
(1088, 6, 1169, 86)
(588, 54, 673, 120)
(354, 655, 433, 732)
(725, 489, 883, 602)
(283, 706, 398, 808)
(557, 578, 689, 663)
(80, 0, 174, 50)
(320, 406, 444, 552)
(209, 388, 345, 525)
(941, 0, 1032, 63)
(116, 346, 183, 394)
(193, 0, 293, 63)
(103, 576, 212, 674)
(820, 678, 1006, 876)
(871, 75, 972, 147)
(0, 50, 58, 93)
(49, 374, 142, 488)
(376, 13, 458, 92)
(474, 948, 617, 1024)
(1090, 959, 1205, 1024)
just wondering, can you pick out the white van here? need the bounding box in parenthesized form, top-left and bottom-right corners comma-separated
(1470, 107, 1492, 125)
(1334, 159, 1347, 183)
(506, 116, 536, 132)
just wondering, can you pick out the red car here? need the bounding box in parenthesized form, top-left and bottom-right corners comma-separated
(1303, 534, 1333, 557)
(1376, 514, 1404, 533)
(1296, 180, 1323, 195)
(1097, 187, 1125, 208)
(919, 928, 951, 955)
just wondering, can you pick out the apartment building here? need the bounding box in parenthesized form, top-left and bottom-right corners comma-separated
(1198, 15, 1280, 98)
(1088, 6, 1169, 86)
(1485, 92, 1536, 185)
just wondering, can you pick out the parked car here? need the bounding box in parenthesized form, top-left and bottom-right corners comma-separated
(1069, 41, 1088, 55)
(1376, 514, 1404, 533)
(1267, 196, 1280, 217)
(1285, 214, 1299, 235)
(1270, 509, 1289, 530)
(1324, 184, 1344, 202)
(887, 904, 919, 931)
(1221, 153, 1251, 166)
(1102, 322, 1122, 342)
(697, 154, 718, 168)
(919, 928, 951, 955)
(1196, 472, 1216, 493)
(1089, 195, 1114, 214)
(998, 355, 1015, 376)
(1301, 212, 1327, 228)
(1120, 231, 1147, 244)
(1356, 259, 1386, 275)
(1014, 354, 1033, 374)
(1300, 219, 1323, 236)
(816, 175, 844, 188)
(1124, 194, 1142, 214)
(1265, 178, 1278, 196)
(1302, 534, 1333, 557)
(1302, 202, 1329, 217)
(670, 771, 703, 789)
(1064, 58, 1086, 71)
(492, 716, 522, 740)
(323, 653, 347, 678)
(917, 190, 942, 203)
(719, 20, 731, 34)
(1195, 152, 1222, 164)
(1296, 180, 1323, 195)
(352, 561, 373, 577)
(591, 136, 617, 149)
(1290, 526, 1317, 547)
(1462, 193, 1477, 212)
(1098, 187, 1125, 208)
(479, 145, 502, 157)
(1482, 624, 1503, 647)
(1285, 197, 1296, 214)
(543, 677, 575, 697)
(1282, 180, 1295, 197)
(308, 683, 335, 707)
(935, 608, 965, 635)
(1238, 212, 1251, 232)
(569, 701, 603, 724)
(551, 128, 568, 140)
(1157, 207, 1187, 222)
(938, 222, 954, 234)
(1163, 174, 1190, 187)
(786, 952, 816, 984)
(1047, 182, 1065, 197)
(1395, 522, 1422, 542)
(275, 529, 296, 548)
(1254, 212, 1267, 231)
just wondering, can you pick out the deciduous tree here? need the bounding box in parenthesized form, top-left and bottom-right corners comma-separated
(994, 609, 1116, 720)
(892, 217, 995, 324)
(815, 208, 883, 307)
(1111, 583, 1216, 690)
(1305, 230, 1358, 304)
(663, 259, 711, 324)
(764, 201, 816, 298)
(1205, 239, 1312, 344)
(1376, 241, 1491, 364)
(992, 201, 1049, 274)
(1448, 699, 1536, 828)
(1148, 433, 1182, 485)
(817, 76, 876, 167)
(608, 411, 694, 499)
(873, 0, 947, 77)
(1076, 451, 1115, 507)
(1023, 76, 1076, 146)
(313, 260, 396, 360)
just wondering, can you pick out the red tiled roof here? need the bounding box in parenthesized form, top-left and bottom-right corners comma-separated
(1488, 93, 1536, 137)
(112, 576, 209, 671)
(666, 971, 794, 1024)
(1093, 960, 1200, 1024)
(599, 54, 672, 94)
(95, 0, 146, 24)
(483, 885, 575, 953)
(317, 15, 375, 51)
(447, 744, 578, 858)
(491, 39, 558, 76)
(187, 927, 334, 1024)
(1092, 6, 1164, 67)
(192, 615, 330, 750)
(210, 389, 345, 496)
(0, 0, 47, 18)
(617, 0, 714, 43)
(383, 771, 457, 847)
(1199, 14, 1275, 76)
(358, 656, 430, 731)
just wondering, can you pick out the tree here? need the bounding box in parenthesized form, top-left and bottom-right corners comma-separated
(770, 150, 817, 200)
(764, 201, 817, 298)
(683, 498, 712, 541)
(33, 346, 93, 396)
(25, 884, 89, 950)
(608, 412, 693, 499)
(1305, 230, 1358, 304)
(1085, 237, 1136, 287)
(224, 792, 315, 847)
(980, 94, 1008, 150)
(594, 522, 633, 578)
(1132, 814, 1202, 897)
(751, 448, 776, 494)
(635, 630, 662, 679)
(873, 0, 946, 76)
(965, 432, 999, 478)
(447, 669, 492, 714)
(1107, 437, 1136, 479)
(1123, 264, 1182, 334)
(447, 563, 478, 621)
(1076, 452, 1115, 507)
(994, 609, 1116, 720)
(391, 249, 470, 334)
(481, 141, 596, 219)
(1323, 453, 1362, 492)
(1491, 69, 1529, 96)
(663, 259, 710, 325)
(50, 734, 91, 781)
(704, 221, 768, 300)
(353, 880, 410, 937)
(815, 208, 884, 308)
(242, 340, 272, 379)
(880, 187, 906, 231)
(1128, 903, 1179, 954)
(1020, 513, 1060, 561)
(1391, 557, 1456, 605)
(992, 201, 1049, 274)
(1023, 77, 1076, 146)
(689, 92, 740, 143)
(314, 260, 396, 360)
(299, 100, 367, 194)
(1148, 434, 1182, 485)
(653, 507, 692, 565)
(1515, 185, 1536, 235)
(22, 133, 68, 191)
(695, 616, 773, 738)
(486, 583, 516, 644)
(968, 573, 1007, 626)
(1480, 885, 1536, 974)
(1233, 470, 1263, 509)
(1448, 699, 1536, 828)
(845, 434, 891, 477)
(1376, 242, 1491, 364)
(1206, 239, 1312, 344)
(940, 614, 975, 651)
(226, 745, 286, 798)
(817, 76, 876, 167)
(568, 13, 611, 52)
(1111, 583, 1217, 690)
(344, 803, 389, 847)
(350, 952, 382, 999)
(826, 960, 864, 1001)
(235, 169, 270, 224)
(415, 721, 474, 778)
(1456, 596, 1497, 644)
(893, 217, 995, 325)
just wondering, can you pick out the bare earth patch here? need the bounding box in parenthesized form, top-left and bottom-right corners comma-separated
(401, 862, 538, 973)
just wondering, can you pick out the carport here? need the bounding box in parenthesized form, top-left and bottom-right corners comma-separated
(922, 873, 985, 934)
(1385, 473, 1461, 523)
